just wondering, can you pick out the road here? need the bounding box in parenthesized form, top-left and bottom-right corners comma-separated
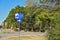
(0, 31, 47, 38)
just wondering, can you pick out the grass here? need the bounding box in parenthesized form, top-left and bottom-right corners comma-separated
(0, 29, 17, 34)
(0, 31, 16, 34)
(1, 35, 48, 40)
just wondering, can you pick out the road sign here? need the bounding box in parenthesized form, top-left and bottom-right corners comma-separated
(15, 13, 24, 40)
(18, 13, 24, 19)
(17, 19, 22, 23)
(15, 13, 19, 19)
(15, 13, 24, 20)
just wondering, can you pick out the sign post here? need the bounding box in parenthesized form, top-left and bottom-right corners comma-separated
(15, 13, 24, 40)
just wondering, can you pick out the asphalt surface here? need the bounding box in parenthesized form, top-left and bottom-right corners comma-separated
(0, 31, 47, 38)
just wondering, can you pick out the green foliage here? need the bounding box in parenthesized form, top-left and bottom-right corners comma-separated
(48, 7, 60, 40)
(40, 0, 47, 3)
(4, 4, 60, 40)
(2, 0, 60, 40)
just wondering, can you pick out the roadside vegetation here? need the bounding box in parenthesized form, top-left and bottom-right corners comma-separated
(1, 0, 60, 40)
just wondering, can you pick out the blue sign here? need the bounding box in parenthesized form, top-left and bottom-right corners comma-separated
(15, 13, 24, 20)
(18, 13, 24, 20)
(17, 19, 22, 23)
(15, 13, 24, 23)
(15, 13, 19, 19)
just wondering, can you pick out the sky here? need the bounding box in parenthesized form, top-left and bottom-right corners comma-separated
(0, 0, 26, 25)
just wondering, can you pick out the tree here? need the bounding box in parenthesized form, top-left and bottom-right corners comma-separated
(26, 0, 40, 7)
(48, 7, 60, 40)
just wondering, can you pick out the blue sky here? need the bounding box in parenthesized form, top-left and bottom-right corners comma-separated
(0, 0, 26, 25)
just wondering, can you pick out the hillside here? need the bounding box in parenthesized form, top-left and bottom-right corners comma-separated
(4, 5, 60, 40)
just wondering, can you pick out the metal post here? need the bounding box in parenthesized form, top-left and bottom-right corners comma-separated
(19, 23, 20, 40)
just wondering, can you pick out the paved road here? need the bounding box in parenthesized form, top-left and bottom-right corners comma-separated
(20, 32, 47, 36)
(0, 31, 47, 38)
